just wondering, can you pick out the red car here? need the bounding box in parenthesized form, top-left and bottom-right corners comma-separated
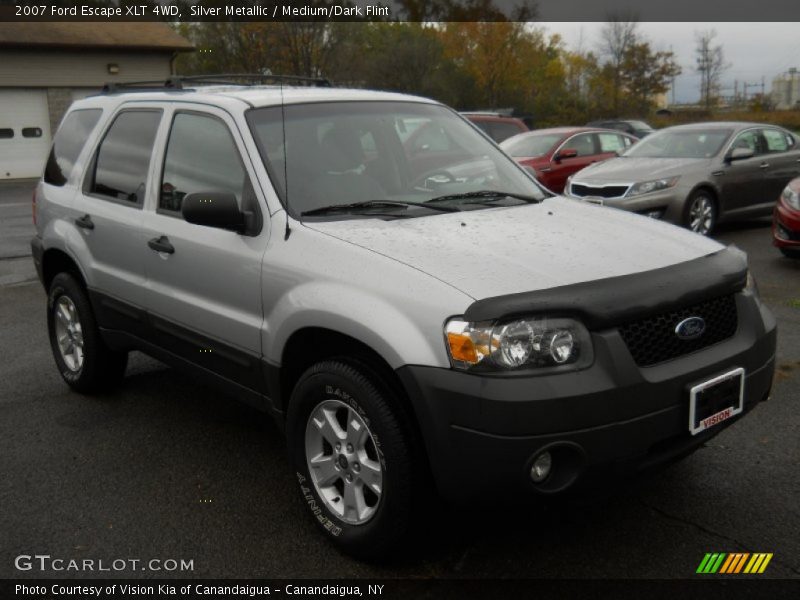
(461, 112, 528, 143)
(773, 177, 800, 258)
(500, 127, 637, 193)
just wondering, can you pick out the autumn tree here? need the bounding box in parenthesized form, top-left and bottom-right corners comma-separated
(597, 15, 638, 115)
(619, 42, 681, 115)
(695, 29, 729, 109)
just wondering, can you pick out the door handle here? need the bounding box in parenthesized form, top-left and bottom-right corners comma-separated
(759, 162, 770, 169)
(74, 214, 94, 230)
(147, 235, 175, 254)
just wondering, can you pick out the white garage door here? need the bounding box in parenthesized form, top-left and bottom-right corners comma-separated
(0, 90, 52, 180)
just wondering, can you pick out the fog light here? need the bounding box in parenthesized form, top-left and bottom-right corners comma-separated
(530, 452, 552, 483)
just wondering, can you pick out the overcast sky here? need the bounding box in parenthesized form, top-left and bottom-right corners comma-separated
(543, 22, 800, 103)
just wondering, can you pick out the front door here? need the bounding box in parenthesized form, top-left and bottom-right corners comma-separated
(140, 107, 269, 392)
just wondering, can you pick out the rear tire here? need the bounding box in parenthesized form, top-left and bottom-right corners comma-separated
(47, 273, 128, 393)
(286, 359, 418, 560)
(683, 190, 717, 236)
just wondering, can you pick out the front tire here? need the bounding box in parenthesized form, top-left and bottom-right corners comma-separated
(683, 190, 717, 236)
(47, 273, 127, 393)
(286, 360, 417, 559)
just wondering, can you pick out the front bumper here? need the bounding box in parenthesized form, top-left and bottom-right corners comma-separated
(398, 291, 776, 503)
(566, 186, 686, 224)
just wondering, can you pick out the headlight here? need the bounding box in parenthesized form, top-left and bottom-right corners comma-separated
(782, 185, 800, 210)
(444, 316, 593, 372)
(626, 177, 680, 198)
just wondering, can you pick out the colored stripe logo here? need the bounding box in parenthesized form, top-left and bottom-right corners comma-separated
(696, 552, 773, 574)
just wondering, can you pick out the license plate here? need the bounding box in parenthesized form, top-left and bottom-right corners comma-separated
(689, 368, 745, 435)
(583, 197, 605, 206)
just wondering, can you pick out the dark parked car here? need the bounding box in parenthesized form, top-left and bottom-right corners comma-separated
(500, 127, 637, 193)
(565, 122, 800, 235)
(462, 112, 528, 143)
(586, 119, 655, 139)
(773, 177, 800, 257)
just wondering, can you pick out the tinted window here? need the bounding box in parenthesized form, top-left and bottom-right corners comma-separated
(564, 133, 596, 157)
(160, 113, 248, 214)
(487, 122, 524, 143)
(731, 130, 766, 155)
(44, 109, 102, 186)
(91, 111, 161, 204)
(0, 129, 13, 139)
(762, 128, 790, 153)
(22, 127, 42, 138)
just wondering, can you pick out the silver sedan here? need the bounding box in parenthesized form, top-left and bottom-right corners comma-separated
(564, 122, 800, 235)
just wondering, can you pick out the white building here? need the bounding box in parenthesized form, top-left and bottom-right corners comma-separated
(771, 68, 800, 110)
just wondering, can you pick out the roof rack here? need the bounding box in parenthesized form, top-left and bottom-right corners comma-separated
(102, 73, 332, 94)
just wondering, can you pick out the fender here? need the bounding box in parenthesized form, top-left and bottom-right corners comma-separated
(264, 280, 455, 370)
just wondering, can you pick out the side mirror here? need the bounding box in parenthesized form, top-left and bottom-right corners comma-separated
(727, 146, 755, 162)
(555, 148, 578, 161)
(182, 191, 246, 233)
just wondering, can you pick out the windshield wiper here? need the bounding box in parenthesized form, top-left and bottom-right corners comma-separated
(301, 200, 460, 217)
(424, 190, 543, 205)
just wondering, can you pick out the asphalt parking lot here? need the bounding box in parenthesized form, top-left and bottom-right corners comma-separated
(1, 180, 798, 581)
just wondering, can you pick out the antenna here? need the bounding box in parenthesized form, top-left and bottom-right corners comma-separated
(279, 79, 291, 240)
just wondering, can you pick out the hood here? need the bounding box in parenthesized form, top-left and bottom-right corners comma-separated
(574, 156, 711, 183)
(304, 197, 723, 300)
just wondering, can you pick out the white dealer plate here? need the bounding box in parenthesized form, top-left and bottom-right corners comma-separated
(689, 368, 745, 436)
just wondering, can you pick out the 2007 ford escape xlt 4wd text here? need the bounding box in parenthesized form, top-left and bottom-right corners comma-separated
(31, 76, 776, 558)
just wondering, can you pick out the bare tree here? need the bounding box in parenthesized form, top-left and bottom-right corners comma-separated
(695, 30, 729, 110)
(598, 14, 639, 115)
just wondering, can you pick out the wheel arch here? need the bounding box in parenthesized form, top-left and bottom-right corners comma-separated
(42, 247, 88, 292)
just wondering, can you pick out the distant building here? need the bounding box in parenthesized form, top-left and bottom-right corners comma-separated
(771, 68, 800, 111)
(0, 23, 192, 179)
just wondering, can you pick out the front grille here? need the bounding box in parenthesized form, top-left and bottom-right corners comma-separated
(618, 295, 738, 367)
(570, 183, 628, 198)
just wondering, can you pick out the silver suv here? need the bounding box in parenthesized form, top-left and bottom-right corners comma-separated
(31, 77, 776, 558)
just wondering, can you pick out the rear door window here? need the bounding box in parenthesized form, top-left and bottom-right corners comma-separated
(762, 128, 790, 153)
(597, 133, 626, 153)
(44, 109, 102, 186)
(89, 110, 162, 205)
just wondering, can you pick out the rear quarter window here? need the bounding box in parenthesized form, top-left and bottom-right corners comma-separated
(44, 109, 103, 186)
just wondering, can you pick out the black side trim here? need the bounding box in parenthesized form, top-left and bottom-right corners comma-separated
(463, 245, 748, 328)
(88, 289, 268, 402)
(100, 329, 270, 414)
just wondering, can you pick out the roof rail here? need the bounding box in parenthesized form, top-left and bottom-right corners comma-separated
(101, 73, 332, 94)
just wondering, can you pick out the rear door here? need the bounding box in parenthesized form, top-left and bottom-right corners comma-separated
(140, 105, 269, 392)
(72, 107, 162, 328)
(761, 128, 800, 203)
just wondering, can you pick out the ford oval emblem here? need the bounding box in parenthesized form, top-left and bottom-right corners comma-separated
(675, 316, 706, 340)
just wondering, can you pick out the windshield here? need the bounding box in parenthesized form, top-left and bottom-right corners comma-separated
(500, 133, 563, 158)
(246, 101, 546, 218)
(623, 128, 732, 159)
(628, 121, 653, 132)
